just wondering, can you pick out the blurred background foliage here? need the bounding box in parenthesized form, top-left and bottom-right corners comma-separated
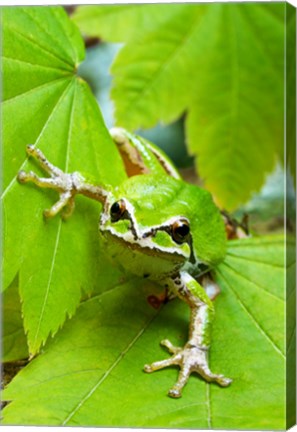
(71, 3, 295, 234)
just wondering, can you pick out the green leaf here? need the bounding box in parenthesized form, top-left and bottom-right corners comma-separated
(211, 236, 286, 429)
(73, 3, 285, 210)
(2, 236, 287, 429)
(2, 277, 28, 363)
(286, 4, 296, 183)
(186, 4, 285, 209)
(72, 4, 186, 43)
(2, 6, 126, 354)
(110, 4, 208, 129)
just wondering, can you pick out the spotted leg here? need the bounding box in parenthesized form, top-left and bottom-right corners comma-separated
(18, 145, 109, 219)
(144, 271, 231, 398)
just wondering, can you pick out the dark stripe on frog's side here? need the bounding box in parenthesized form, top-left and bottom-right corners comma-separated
(111, 128, 180, 179)
(115, 137, 150, 176)
(146, 143, 180, 179)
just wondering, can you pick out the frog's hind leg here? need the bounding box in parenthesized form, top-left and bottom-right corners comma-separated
(144, 271, 231, 398)
(144, 339, 182, 372)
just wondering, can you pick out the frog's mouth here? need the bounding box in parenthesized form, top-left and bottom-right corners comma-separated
(100, 227, 188, 263)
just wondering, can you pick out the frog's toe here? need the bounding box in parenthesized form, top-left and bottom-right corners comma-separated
(168, 364, 191, 398)
(17, 170, 29, 183)
(144, 343, 231, 397)
(198, 365, 232, 387)
(144, 354, 179, 373)
(160, 339, 182, 355)
(215, 375, 232, 387)
(168, 387, 182, 398)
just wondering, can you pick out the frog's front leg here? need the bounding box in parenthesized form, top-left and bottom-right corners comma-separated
(144, 271, 231, 398)
(18, 145, 108, 218)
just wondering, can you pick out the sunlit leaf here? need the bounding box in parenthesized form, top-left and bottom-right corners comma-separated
(1, 6, 126, 354)
(2, 236, 287, 429)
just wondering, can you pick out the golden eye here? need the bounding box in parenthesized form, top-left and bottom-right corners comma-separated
(171, 219, 190, 244)
(110, 199, 126, 222)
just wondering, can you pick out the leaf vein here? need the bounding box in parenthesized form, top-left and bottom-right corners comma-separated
(216, 269, 285, 358)
(26, 84, 74, 349)
(21, 8, 76, 67)
(117, 9, 202, 118)
(1, 79, 73, 200)
(31, 221, 62, 351)
(227, 238, 285, 248)
(221, 261, 284, 301)
(29, 81, 75, 352)
(2, 76, 71, 106)
(2, 55, 72, 74)
(5, 22, 73, 71)
(62, 308, 162, 425)
(225, 253, 284, 268)
(238, 6, 282, 84)
(205, 383, 212, 428)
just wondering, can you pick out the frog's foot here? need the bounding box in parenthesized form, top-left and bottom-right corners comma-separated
(144, 340, 232, 398)
(18, 145, 84, 219)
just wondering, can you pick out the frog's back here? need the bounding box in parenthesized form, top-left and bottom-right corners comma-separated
(118, 174, 227, 266)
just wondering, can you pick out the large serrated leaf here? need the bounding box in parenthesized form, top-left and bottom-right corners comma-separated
(72, 3, 285, 210)
(186, 4, 285, 209)
(1, 6, 126, 355)
(2, 236, 287, 429)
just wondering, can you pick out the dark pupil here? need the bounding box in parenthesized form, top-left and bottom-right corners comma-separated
(110, 201, 126, 222)
(110, 202, 121, 216)
(175, 224, 190, 238)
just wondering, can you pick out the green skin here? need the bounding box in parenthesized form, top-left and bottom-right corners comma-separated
(18, 128, 232, 398)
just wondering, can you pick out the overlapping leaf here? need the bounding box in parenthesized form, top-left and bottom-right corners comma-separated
(2, 277, 28, 363)
(72, 4, 185, 43)
(286, 4, 296, 183)
(73, 3, 285, 210)
(2, 236, 287, 429)
(2, 6, 126, 355)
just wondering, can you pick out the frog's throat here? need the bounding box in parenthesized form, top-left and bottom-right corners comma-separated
(100, 227, 188, 263)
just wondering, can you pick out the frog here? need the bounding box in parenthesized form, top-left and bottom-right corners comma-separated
(17, 127, 232, 398)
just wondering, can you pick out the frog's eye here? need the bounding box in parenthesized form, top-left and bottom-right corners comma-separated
(171, 219, 190, 244)
(110, 199, 126, 222)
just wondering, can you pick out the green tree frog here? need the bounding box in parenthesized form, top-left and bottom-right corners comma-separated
(18, 128, 232, 398)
